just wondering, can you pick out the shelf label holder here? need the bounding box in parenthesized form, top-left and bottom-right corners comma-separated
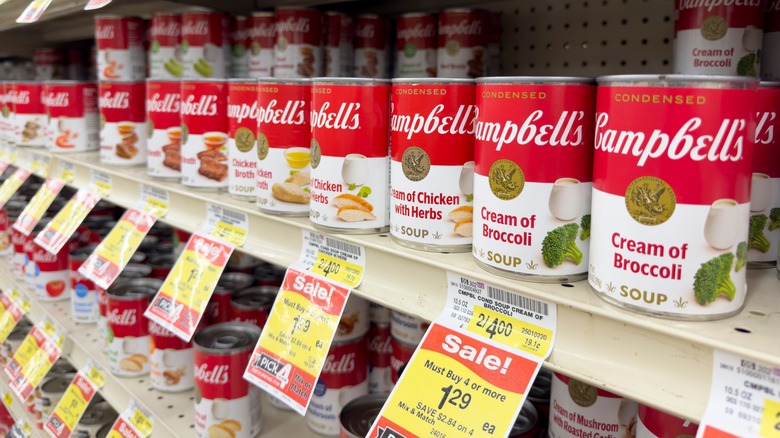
(44, 361, 105, 438)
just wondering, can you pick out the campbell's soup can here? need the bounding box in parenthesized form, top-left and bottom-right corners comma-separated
(390, 310, 428, 345)
(636, 404, 698, 437)
(181, 79, 229, 190)
(181, 10, 231, 79)
(228, 286, 275, 327)
(231, 16, 251, 78)
(354, 15, 391, 79)
(306, 336, 369, 435)
(309, 78, 391, 233)
(194, 322, 263, 438)
(0, 209, 8, 256)
(148, 254, 175, 280)
(70, 245, 100, 323)
(390, 336, 416, 383)
(324, 12, 354, 77)
(367, 323, 392, 394)
(43, 81, 99, 153)
(395, 13, 438, 78)
(227, 80, 259, 200)
(336, 295, 370, 342)
(591, 75, 758, 319)
(209, 272, 254, 324)
(273, 8, 323, 78)
(763, 1, 780, 80)
(11, 82, 45, 147)
(749, 82, 780, 267)
(340, 394, 388, 438)
(32, 235, 70, 302)
(95, 16, 146, 81)
(486, 12, 502, 77)
(369, 302, 391, 324)
(149, 319, 194, 392)
(146, 79, 182, 179)
(98, 81, 147, 166)
(674, 0, 766, 76)
(390, 79, 476, 252)
(33, 48, 66, 81)
(437, 9, 488, 79)
(256, 78, 311, 216)
(106, 278, 161, 376)
(473, 77, 595, 281)
(549, 373, 638, 438)
(149, 13, 183, 79)
(248, 12, 275, 78)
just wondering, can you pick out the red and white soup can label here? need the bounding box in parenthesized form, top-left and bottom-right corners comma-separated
(149, 320, 194, 392)
(95, 16, 146, 81)
(390, 310, 427, 345)
(248, 12, 275, 78)
(256, 79, 311, 216)
(324, 12, 354, 78)
(762, 1, 780, 80)
(395, 13, 438, 78)
(390, 80, 476, 251)
(227, 80, 259, 199)
(306, 336, 369, 436)
(636, 404, 698, 438)
(99, 81, 147, 166)
(44, 81, 99, 153)
(32, 240, 69, 302)
(231, 16, 251, 78)
(748, 83, 780, 266)
(473, 79, 595, 279)
(549, 373, 638, 438)
(309, 80, 391, 232)
(148, 13, 182, 80)
(437, 9, 487, 79)
(181, 11, 231, 79)
(354, 15, 391, 79)
(368, 323, 393, 394)
(590, 76, 758, 319)
(673, 0, 766, 76)
(146, 79, 182, 179)
(273, 8, 323, 78)
(11, 82, 45, 147)
(180, 80, 229, 190)
(107, 295, 151, 377)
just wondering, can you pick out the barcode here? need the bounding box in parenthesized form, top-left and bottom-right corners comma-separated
(222, 208, 246, 223)
(325, 237, 362, 256)
(146, 186, 167, 199)
(487, 286, 549, 316)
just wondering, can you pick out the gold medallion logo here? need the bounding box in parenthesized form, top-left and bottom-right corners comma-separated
(402, 146, 431, 182)
(310, 138, 322, 169)
(235, 127, 256, 153)
(181, 123, 189, 146)
(256, 132, 269, 160)
(445, 39, 460, 56)
(701, 16, 727, 41)
(100, 113, 106, 131)
(625, 176, 676, 226)
(488, 159, 524, 200)
(147, 119, 154, 139)
(568, 378, 598, 408)
(1, 105, 8, 118)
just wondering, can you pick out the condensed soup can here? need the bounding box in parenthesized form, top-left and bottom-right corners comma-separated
(231, 16, 251, 78)
(181, 10, 231, 79)
(70, 245, 100, 323)
(106, 278, 162, 376)
(43, 81, 99, 153)
(256, 78, 311, 216)
(340, 394, 388, 438)
(590, 75, 758, 320)
(354, 15, 391, 79)
(762, 2, 780, 80)
(208, 272, 254, 324)
(636, 404, 698, 437)
(390, 78, 476, 252)
(11, 82, 45, 147)
(148, 13, 183, 79)
(194, 322, 263, 438)
(437, 9, 487, 78)
(369, 302, 391, 324)
(181, 79, 229, 190)
(248, 12, 275, 78)
(228, 286, 276, 327)
(146, 79, 182, 179)
(309, 78, 391, 233)
(32, 232, 70, 302)
(227, 80, 259, 200)
(95, 16, 146, 81)
(674, 0, 766, 76)
(473, 77, 595, 282)
(324, 12, 354, 77)
(98, 264, 154, 352)
(149, 319, 194, 392)
(273, 8, 323, 78)
(390, 310, 427, 345)
(367, 323, 392, 394)
(98, 81, 147, 166)
(748, 82, 780, 267)
(395, 13, 438, 78)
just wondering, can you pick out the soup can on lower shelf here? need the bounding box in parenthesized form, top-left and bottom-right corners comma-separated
(181, 79, 229, 191)
(339, 393, 388, 438)
(590, 75, 758, 320)
(106, 278, 162, 376)
(636, 404, 698, 438)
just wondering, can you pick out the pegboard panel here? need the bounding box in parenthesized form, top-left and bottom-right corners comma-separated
(486, 0, 676, 77)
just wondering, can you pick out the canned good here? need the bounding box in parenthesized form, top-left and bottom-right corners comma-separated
(227, 80, 259, 200)
(43, 81, 99, 153)
(229, 286, 276, 327)
(336, 295, 370, 342)
(248, 12, 275, 78)
(390, 310, 427, 345)
(590, 75, 758, 319)
(368, 302, 390, 325)
(98, 81, 147, 166)
(437, 9, 488, 78)
(390, 78, 476, 252)
(146, 79, 182, 179)
(527, 368, 552, 429)
(70, 245, 100, 323)
(339, 393, 388, 438)
(34, 374, 71, 429)
(148, 13, 183, 79)
(509, 401, 539, 438)
(389, 336, 416, 384)
(149, 319, 194, 392)
(636, 404, 698, 437)
(674, 0, 765, 76)
(48, 359, 77, 376)
(231, 16, 251, 78)
(11, 82, 45, 147)
(33, 48, 66, 81)
(473, 77, 595, 281)
(549, 373, 638, 438)
(32, 229, 70, 302)
(148, 254, 175, 280)
(181, 10, 231, 79)
(324, 12, 354, 77)
(367, 323, 392, 394)
(208, 272, 254, 324)
(354, 15, 391, 79)
(309, 78, 391, 233)
(10, 223, 26, 276)
(181, 79, 229, 190)
(763, 2, 780, 80)
(194, 322, 263, 438)
(95, 16, 146, 81)
(96, 423, 112, 438)
(106, 278, 162, 376)
(306, 336, 369, 436)
(74, 401, 118, 438)
(273, 8, 323, 78)
(395, 13, 438, 78)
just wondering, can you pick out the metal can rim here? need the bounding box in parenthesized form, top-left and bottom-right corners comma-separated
(760, 81, 780, 89)
(313, 77, 391, 85)
(392, 78, 475, 85)
(193, 321, 261, 355)
(257, 77, 311, 85)
(45, 80, 95, 85)
(597, 74, 759, 86)
(398, 12, 436, 19)
(477, 76, 594, 85)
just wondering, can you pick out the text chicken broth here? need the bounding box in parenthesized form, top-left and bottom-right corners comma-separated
(473, 77, 595, 282)
(590, 75, 757, 320)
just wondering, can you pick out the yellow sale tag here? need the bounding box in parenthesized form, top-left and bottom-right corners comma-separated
(45, 366, 105, 438)
(34, 189, 101, 255)
(13, 179, 65, 236)
(310, 252, 363, 288)
(142, 197, 168, 217)
(211, 221, 246, 247)
(86, 366, 105, 388)
(467, 306, 554, 359)
(29, 154, 49, 177)
(130, 408, 153, 436)
(760, 399, 780, 438)
(3, 392, 12, 407)
(0, 168, 31, 209)
(58, 162, 75, 183)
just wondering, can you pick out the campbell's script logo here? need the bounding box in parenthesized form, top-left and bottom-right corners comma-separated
(182, 20, 210, 36)
(397, 23, 436, 40)
(259, 99, 306, 125)
(369, 334, 392, 354)
(99, 91, 130, 109)
(95, 24, 115, 40)
(276, 17, 311, 33)
(392, 103, 477, 140)
(678, 0, 762, 12)
(248, 21, 275, 39)
(181, 94, 217, 116)
(42, 92, 69, 108)
(311, 102, 360, 130)
(438, 19, 482, 37)
(356, 23, 376, 39)
(323, 352, 355, 374)
(476, 110, 585, 151)
(768, 0, 780, 11)
(7, 90, 30, 105)
(148, 321, 175, 337)
(228, 101, 262, 124)
(147, 92, 180, 113)
(194, 363, 229, 384)
(108, 308, 137, 325)
(150, 21, 181, 38)
(756, 111, 776, 145)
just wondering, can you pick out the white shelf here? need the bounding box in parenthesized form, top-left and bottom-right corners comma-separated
(0, 378, 44, 438)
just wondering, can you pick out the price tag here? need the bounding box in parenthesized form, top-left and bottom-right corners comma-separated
(12, 179, 66, 236)
(145, 232, 235, 341)
(106, 403, 153, 438)
(0, 291, 29, 344)
(84, 0, 112, 10)
(16, 0, 53, 23)
(205, 203, 248, 247)
(89, 171, 111, 197)
(297, 231, 366, 288)
(34, 189, 102, 255)
(29, 152, 50, 177)
(4, 321, 63, 401)
(44, 363, 105, 438)
(243, 268, 351, 414)
(140, 185, 169, 217)
(0, 168, 32, 209)
(368, 273, 557, 438)
(57, 162, 75, 183)
(697, 351, 780, 438)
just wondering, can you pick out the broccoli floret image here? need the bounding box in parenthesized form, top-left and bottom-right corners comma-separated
(542, 223, 583, 268)
(737, 53, 757, 76)
(579, 214, 591, 241)
(694, 253, 736, 305)
(734, 241, 747, 272)
(768, 208, 780, 231)
(749, 214, 771, 253)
